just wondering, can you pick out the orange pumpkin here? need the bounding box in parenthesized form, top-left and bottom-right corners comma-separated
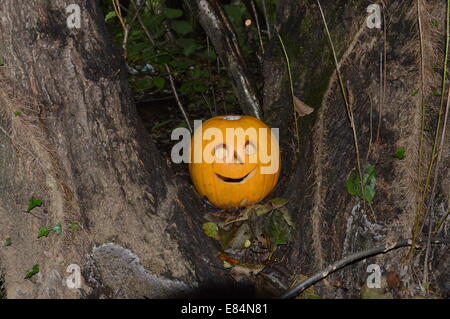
(189, 115, 280, 209)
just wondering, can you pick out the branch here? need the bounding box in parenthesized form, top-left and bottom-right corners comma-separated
(185, 0, 263, 119)
(280, 237, 449, 299)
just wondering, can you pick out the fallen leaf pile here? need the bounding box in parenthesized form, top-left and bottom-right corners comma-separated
(202, 198, 296, 276)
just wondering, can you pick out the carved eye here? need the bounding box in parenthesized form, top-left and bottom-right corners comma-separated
(215, 144, 229, 161)
(245, 141, 256, 155)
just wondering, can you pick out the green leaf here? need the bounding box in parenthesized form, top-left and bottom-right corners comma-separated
(152, 77, 166, 89)
(0, 60, 4, 66)
(268, 198, 288, 209)
(37, 227, 50, 238)
(432, 91, 441, 96)
(362, 164, 376, 204)
(171, 20, 193, 35)
(134, 78, 153, 91)
(346, 165, 377, 204)
(252, 204, 271, 216)
(176, 38, 198, 56)
(4, 237, 11, 247)
(224, 4, 246, 25)
(105, 11, 117, 22)
(421, 125, 432, 132)
(52, 223, 62, 235)
(68, 222, 81, 231)
(431, 19, 439, 26)
(202, 222, 219, 239)
(156, 55, 171, 64)
(25, 264, 39, 279)
(13, 111, 21, 116)
(266, 210, 295, 245)
(346, 170, 360, 196)
(28, 197, 43, 212)
(393, 146, 405, 160)
(279, 206, 295, 227)
(411, 89, 419, 95)
(193, 83, 207, 93)
(165, 8, 183, 19)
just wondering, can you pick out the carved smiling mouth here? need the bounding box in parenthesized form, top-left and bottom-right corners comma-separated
(215, 168, 256, 183)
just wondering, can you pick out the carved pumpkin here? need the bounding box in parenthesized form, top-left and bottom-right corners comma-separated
(189, 115, 280, 209)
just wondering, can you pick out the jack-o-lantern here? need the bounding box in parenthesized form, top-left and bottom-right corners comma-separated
(189, 115, 280, 209)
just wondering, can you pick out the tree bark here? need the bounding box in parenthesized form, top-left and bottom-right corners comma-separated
(0, 0, 448, 299)
(185, 0, 263, 119)
(0, 0, 232, 299)
(263, 0, 449, 298)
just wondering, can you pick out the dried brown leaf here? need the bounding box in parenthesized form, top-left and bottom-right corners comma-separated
(293, 96, 314, 116)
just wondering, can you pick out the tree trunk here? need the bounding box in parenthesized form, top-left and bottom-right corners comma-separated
(0, 0, 233, 299)
(1, 0, 448, 299)
(263, 0, 449, 297)
(185, 0, 263, 119)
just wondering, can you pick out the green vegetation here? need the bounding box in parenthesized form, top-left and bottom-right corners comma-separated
(347, 164, 377, 204)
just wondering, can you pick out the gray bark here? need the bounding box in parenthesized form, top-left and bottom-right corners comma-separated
(264, 0, 450, 298)
(185, 0, 263, 119)
(0, 0, 228, 298)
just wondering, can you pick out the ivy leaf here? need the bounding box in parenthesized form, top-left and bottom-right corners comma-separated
(37, 227, 50, 238)
(4, 237, 12, 247)
(104, 11, 116, 22)
(202, 222, 219, 239)
(171, 20, 193, 35)
(25, 264, 39, 279)
(152, 77, 166, 89)
(52, 223, 62, 235)
(28, 197, 42, 212)
(268, 198, 288, 209)
(346, 164, 377, 204)
(176, 38, 198, 56)
(165, 8, 183, 19)
(252, 204, 272, 216)
(134, 78, 152, 91)
(393, 147, 405, 160)
(346, 170, 360, 196)
(266, 210, 295, 245)
(279, 206, 295, 227)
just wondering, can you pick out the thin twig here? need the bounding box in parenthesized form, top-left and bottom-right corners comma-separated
(434, 208, 450, 234)
(423, 66, 450, 287)
(206, 37, 217, 115)
(280, 237, 449, 299)
(275, 28, 300, 152)
(415, 0, 427, 257)
(317, 0, 366, 211)
(261, 0, 271, 40)
(410, 0, 450, 259)
(202, 92, 214, 117)
(376, 51, 383, 142)
(250, 0, 264, 54)
(112, 0, 146, 58)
